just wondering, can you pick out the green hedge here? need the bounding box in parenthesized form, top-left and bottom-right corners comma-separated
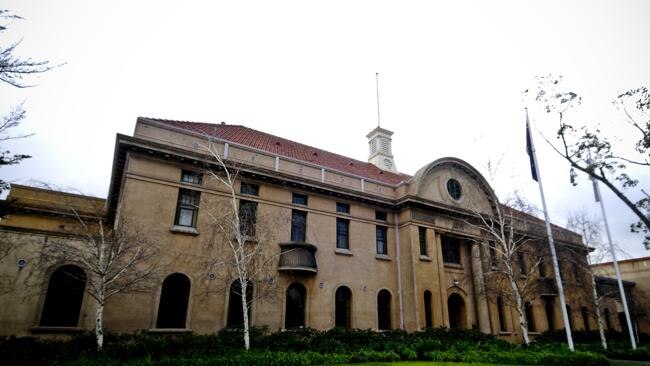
(1, 327, 612, 366)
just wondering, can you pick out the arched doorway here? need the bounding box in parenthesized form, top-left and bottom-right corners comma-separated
(423, 290, 433, 328)
(156, 273, 191, 329)
(227, 279, 253, 327)
(377, 289, 392, 330)
(40, 265, 86, 327)
(334, 286, 352, 328)
(285, 282, 307, 328)
(447, 293, 467, 329)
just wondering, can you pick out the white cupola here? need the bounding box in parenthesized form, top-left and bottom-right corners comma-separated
(367, 126, 397, 172)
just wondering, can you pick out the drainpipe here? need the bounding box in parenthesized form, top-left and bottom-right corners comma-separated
(394, 212, 405, 330)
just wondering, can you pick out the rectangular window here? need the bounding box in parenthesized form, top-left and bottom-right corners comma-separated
(538, 256, 547, 277)
(181, 170, 203, 185)
(488, 241, 497, 268)
(336, 218, 349, 249)
(375, 211, 387, 221)
(291, 210, 307, 242)
(175, 189, 200, 227)
(376, 225, 387, 255)
(418, 227, 427, 256)
(240, 183, 259, 196)
(292, 193, 308, 206)
(441, 235, 461, 264)
(336, 202, 350, 214)
(517, 252, 527, 274)
(238, 200, 258, 237)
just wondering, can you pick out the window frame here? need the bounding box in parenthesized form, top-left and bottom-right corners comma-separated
(418, 227, 427, 256)
(292, 193, 308, 206)
(441, 235, 461, 265)
(376, 225, 388, 255)
(336, 202, 350, 214)
(238, 199, 258, 237)
(240, 182, 259, 196)
(336, 218, 350, 250)
(291, 209, 307, 242)
(181, 169, 203, 185)
(174, 188, 201, 228)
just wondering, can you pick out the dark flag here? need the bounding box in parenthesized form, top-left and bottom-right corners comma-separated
(525, 110, 538, 181)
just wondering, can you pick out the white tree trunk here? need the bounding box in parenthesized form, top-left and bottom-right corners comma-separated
(241, 279, 250, 350)
(590, 274, 607, 350)
(508, 273, 530, 345)
(95, 301, 104, 351)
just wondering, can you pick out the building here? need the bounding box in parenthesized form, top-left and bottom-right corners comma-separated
(0, 117, 600, 339)
(592, 257, 650, 336)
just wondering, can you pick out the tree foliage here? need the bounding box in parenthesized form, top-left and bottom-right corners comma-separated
(529, 75, 650, 249)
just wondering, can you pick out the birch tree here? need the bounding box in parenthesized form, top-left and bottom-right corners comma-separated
(198, 141, 284, 350)
(37, 189, 160, 351)
(467, 195, 544, 346)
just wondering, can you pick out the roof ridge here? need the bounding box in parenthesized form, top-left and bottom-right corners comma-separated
(143, 117, 411, 183)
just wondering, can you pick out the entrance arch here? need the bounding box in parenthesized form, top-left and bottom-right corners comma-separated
(285, 282, 307, 328)
(447, 293, 467, 329)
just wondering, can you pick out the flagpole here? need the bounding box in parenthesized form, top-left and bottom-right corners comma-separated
(526, 109, 575, 351)
(594, 180, 638, 349)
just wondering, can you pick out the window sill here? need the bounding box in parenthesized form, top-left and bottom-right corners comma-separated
(30, 326, 85, 334)
(335, 248, 353, 256)
(419, 255, 432, 262)
(444, 263, 463, 269)
(375, 254, 392, 261)
(498, 331, 514, 335)
(149, 328, 192, 333)
(170, 225, 199, 235)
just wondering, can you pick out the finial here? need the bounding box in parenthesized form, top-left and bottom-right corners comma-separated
(376, 72, 381, 128)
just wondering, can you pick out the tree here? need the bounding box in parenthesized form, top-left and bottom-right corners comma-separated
(467, 193, 544, 346)
(0, 9, 57, 193)
(529, 75, 650, 248)
(199, 140, 286, 350)
(566, 210, 609, 349)
(37, 188, 161, 351)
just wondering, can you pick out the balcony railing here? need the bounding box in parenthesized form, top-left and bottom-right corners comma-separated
(278, 242, 318, 274)
(539, 277, 558, 297)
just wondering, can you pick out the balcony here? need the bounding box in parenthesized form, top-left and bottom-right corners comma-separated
(539, 277, 558, 297)
(278, 242, 318, 274)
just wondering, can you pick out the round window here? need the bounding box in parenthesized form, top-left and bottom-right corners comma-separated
(383, 158, 393, 169)
(447, 179, 462, 200)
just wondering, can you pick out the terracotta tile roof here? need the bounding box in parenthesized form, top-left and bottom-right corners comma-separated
(140, 117, 411, 185)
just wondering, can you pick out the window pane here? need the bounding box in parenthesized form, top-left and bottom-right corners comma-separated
(418, 227, 427, 256)
(241, 183, 259, 196)
(292, 193, 308, 205)
(376, 226, 387, 255)
(337, 218, 349, 249)
(177, 208, 194, 227)
(441, 235, 460, 264)
(181, 170, 202, 185)
(336, 202, 350, 214)
(239, 200, 258, 236)
(375, 211, 387, 221)
(291, 210, 307, 242)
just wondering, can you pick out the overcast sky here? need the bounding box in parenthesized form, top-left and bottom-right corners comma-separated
(2, 0, 649, 260)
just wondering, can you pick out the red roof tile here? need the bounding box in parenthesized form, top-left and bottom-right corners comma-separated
(140, 117, 411, 185)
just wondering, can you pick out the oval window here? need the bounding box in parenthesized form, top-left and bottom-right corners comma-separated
(447, 179, 462, 200)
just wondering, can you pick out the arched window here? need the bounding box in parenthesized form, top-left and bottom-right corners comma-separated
(335, 286, 352, 328)
(525, 301, 536, 332)
(545, 298, 555, 331)
(227, 279, 253, 328)
(40, 265, 86, 327)
(497, 296, 507, 332)
(285, 282, 307, 328)
(423, 290, 433, 328)
(447, 293, 467, 329)
(156, 273, 191, 329)
(377, 289, 392, 330)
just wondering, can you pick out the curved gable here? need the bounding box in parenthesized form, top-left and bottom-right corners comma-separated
(409, 157, 497, 215)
